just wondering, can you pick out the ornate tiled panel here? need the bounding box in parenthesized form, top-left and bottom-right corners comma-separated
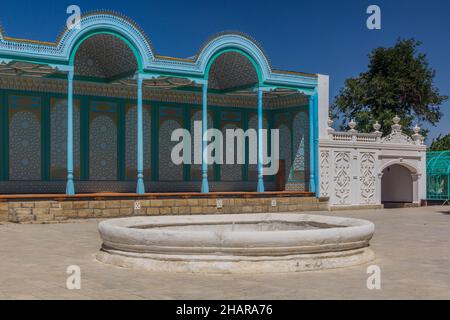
(89, 101, 118, 180)
(248, 113, 268, 181)
(125, 104, 151, 180)
(74, 34, 138, 79)
(8, 95, 41, 180)
(50, 98, 81, 180)
(289, 111, 308, 190)
(208, 52, 258, 90)
(159, 116, 183, 181)
(190, 109, 214, 180)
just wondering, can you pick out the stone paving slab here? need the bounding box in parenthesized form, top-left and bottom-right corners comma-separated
(0, 206, 449, 300)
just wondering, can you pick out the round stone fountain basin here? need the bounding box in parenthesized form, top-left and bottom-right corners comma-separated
(97, 213, 375, 273)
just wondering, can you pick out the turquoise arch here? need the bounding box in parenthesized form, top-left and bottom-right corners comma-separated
(0, 12, 318, 90)
(204, 48, 263, 84)
(0, 12, 321, 197)
(68, 29, 144, 72)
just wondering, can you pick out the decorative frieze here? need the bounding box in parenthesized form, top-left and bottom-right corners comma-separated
(0, 75, 307, 109)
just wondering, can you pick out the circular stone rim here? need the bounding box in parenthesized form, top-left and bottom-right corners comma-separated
(97, 213, 375, 273)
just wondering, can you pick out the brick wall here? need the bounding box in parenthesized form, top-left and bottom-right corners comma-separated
(1, 197, 328, 224)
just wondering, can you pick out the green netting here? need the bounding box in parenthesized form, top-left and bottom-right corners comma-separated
(427, 151, 450, 200)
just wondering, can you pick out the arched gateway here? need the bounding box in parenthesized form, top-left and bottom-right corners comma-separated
(319, 116, 427, 210)
(381, 164, 414, 205)
(0, 11, 328, 196)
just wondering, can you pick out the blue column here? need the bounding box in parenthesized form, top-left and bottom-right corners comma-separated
(66, 70, 75, 195)
(201, 83, 209, 193)
(308, 94, 316, 194)
(136, 75, 145, 194)
(313, 92, 319, 196)
(257, 87, 265, 192)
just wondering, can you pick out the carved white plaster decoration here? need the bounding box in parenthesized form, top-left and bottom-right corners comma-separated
(360, 153, 376, 204)
(319, 150, 331, 197)
(334, 152, 351, 205)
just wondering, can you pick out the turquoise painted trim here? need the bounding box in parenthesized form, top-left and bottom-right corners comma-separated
(268, 110, 275, 182)
(0, 16, 320, 92)
(151, 105, 159, 181)
(0, 91, 6, 180)
(242, 110, 249, 182)
(66, 71, 75, 195)
(313, 92, 319, 197)
(263, 110, 272, 183)
(136, 77, 145, 193)
(68, 29, 144, 72)
(213, 110, 220, 181)
(187, 106, 201, 182)
(261, 83, 316, 94)
(143, 70, 204, 82)
(308, 95, 316, 194)
(204, 48, 263, 84)
(4, 93, 9, 181)
(80, 97, 89, 181)
(0, 53, 68, 67)
(183, 104, 191, 182)
(201, 83, 209, 193)
(117, 102, 126, 181)
(289, 109, 294, 182)
(41, 94, 50, 181)
(46, 73, 136, 84)
(257, 87, 264, 192)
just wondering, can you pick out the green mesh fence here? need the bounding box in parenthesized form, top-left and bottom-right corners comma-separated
(427, 151, 450, 201)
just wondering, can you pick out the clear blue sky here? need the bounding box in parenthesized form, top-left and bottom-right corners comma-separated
(1, 0, 449, 142)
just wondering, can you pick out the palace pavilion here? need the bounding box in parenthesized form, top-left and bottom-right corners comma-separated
(0, 12, 329, 195)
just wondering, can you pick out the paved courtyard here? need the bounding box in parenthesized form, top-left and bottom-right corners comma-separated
(0, 206, 449, 300)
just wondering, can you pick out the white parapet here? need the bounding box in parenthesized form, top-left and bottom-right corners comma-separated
(319, 116, 427, 210)
(317, 74, 330, 140)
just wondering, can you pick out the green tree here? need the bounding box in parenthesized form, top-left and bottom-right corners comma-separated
(332, 39, 448, 137)
(430, 134, 450, 151)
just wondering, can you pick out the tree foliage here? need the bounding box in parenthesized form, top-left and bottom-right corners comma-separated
(332, 39, 448, 137)
(430, 134, 450, 151)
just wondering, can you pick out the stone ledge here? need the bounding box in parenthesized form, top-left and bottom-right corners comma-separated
(329, 204, 383, 211)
